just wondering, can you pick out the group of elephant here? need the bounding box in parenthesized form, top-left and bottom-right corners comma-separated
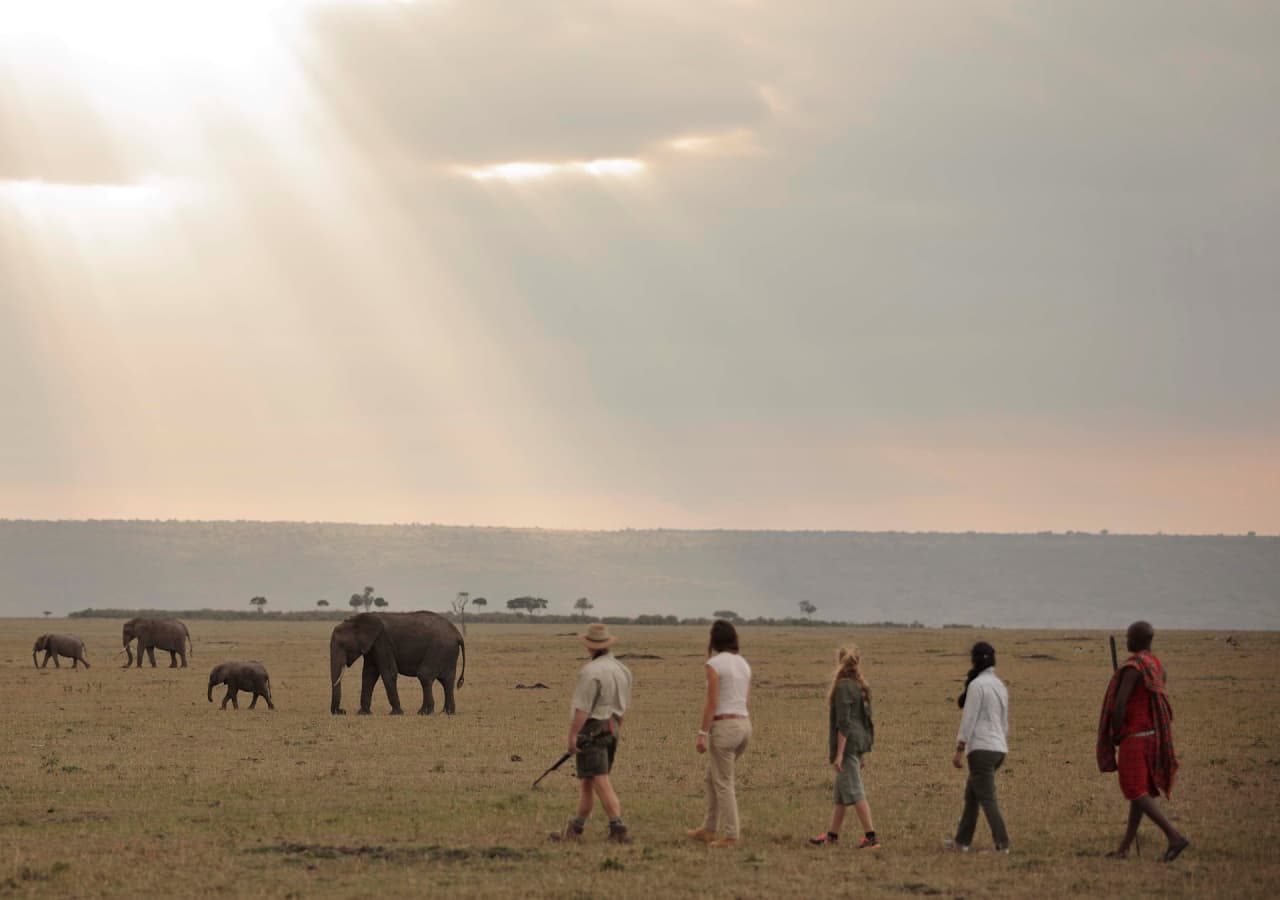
(31, 611, 467, 716)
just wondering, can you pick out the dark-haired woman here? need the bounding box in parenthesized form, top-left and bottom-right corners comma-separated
(687, 619, 752, 848)
(945, 641, 1011, 853)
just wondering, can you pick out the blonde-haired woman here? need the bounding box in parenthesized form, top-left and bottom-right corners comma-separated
(809, 645, 878, 849)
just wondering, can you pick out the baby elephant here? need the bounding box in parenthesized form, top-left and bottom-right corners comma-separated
(33, 634, 90, 669)
(207, 661, 274, 710)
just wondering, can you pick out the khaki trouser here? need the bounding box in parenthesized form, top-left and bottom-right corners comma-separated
(702, 718, 752, 838)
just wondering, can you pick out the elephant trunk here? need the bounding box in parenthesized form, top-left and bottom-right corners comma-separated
(122, 638, 134, 668)
(330, 642, 346, 714)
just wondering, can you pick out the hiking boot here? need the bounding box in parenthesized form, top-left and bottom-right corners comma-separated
(686, 827, 716, 843)
(942, 838, 969, 853)
(857, 835, 881, 850)
(607, 823, 633, 844)
(549, 820, 584, 842)
(708, 837, 738, 849)
(808, 832, 838, 847)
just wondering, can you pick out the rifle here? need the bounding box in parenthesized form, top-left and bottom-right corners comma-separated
(532, 751, 573, 789)
(1109, 634, 1140, 857)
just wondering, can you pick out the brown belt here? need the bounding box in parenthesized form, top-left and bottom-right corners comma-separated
(713, 714, 748, 721)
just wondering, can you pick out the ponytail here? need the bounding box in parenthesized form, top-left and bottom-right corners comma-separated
(828, 644, 871, 706)
(957, 641, 996, 708)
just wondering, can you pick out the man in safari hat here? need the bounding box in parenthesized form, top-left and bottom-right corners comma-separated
(550, 622, 634, 843)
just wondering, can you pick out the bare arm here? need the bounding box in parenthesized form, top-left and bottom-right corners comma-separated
(567, 707, 590, 755)
(695, 665, 720, 753)
(1111, 667, 1139, 737)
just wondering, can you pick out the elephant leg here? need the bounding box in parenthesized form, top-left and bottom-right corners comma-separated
(222, 686, 233, 710)
(249, 692, 259, 709)
(147, 646, 157, 667)
(265, 688, 275, 711)
(80, 655, 90, 669)
(382, 670, 403, 715)
(168, 650, 178, 668)
(41, 651, 50, 668)
(358, 661, 378, 715)
(417, 673, 434, 715)
(442, 670, 457, 715)
(180, 650, 188, 668)
(72, 657, 79, 669)
(230, 689, 239, 710)
(52, 653, 61, 668)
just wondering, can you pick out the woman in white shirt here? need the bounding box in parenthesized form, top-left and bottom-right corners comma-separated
(945, 641, 1011, 852)
(687, 619, 752, 848)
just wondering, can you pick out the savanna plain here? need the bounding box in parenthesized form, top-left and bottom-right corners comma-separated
(2, 619, 1277, 898)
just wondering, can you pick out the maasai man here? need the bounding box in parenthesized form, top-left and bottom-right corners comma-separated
(1097, 621, 1190, 862)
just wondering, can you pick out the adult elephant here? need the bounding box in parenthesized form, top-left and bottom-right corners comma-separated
(33, 634, 91, 669)
(330, 611, 465, 716)
(122, 617, 192, 668)
(208, 661, 274, 710)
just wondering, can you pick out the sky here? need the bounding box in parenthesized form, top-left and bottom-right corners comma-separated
(1, 0, 1277, 534)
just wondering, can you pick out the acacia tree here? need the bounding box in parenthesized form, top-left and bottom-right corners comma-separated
(712, 609, 741, 621)
(472, 597, 487, 610)
(798, 600, 817, 619)
(574, 597, 594, 620)
(507, 596, 548, 617)
(450, 592, 470, 634)
(360, 586, 375, 612)
(250, 596, 268, 614)
(348, 594, 363, 612)
(373, 597, 388, 609)
(43, 610, 51, 618)
(317, 599, 329, 607)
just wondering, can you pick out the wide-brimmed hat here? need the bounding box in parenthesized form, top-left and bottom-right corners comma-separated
(580, 622, 617, 650)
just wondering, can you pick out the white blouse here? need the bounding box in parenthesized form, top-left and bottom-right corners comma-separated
(707, 652, 751, 717)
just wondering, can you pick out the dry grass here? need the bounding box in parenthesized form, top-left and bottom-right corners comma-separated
(2, 619, 1277, 898)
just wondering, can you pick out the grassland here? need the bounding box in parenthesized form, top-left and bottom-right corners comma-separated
(2, 618, 1277, 898)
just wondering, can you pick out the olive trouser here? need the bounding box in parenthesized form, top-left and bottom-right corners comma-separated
(955, 749, 1010, 848)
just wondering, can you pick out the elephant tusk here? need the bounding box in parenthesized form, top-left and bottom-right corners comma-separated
(331, 669, 344, 688)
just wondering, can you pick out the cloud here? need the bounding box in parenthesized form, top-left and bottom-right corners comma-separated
(459, 157, 646, 182)
(0, 64, 134, 185)
(301, 0, 776, 164)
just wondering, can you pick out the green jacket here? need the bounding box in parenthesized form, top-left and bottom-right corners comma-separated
(828, 678, 874, 761)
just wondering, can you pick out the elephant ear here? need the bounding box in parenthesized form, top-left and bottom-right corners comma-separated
(350, 613, 385, 656)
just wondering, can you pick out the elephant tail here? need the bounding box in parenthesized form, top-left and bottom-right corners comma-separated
(456, 637, 466, 689)
(184, 624, 193, 659)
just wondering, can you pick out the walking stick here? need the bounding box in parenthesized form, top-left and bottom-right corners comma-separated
(1109, 635, 1141, 858)
(532, 751, 573, 789)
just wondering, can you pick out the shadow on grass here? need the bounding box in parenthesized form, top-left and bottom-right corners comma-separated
(248, 843, 538, 864)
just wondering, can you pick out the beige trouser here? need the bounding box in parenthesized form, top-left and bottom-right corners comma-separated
(702, 718, 752, 838)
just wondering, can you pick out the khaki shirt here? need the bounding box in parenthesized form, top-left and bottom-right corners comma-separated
(828, 678, 874, 761)
(571, 653, 632, 721)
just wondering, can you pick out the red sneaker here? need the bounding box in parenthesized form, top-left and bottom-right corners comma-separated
(809, 832, 838, 846)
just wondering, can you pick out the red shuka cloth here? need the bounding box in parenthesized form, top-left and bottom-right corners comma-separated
(1096, 650, 1179, 798)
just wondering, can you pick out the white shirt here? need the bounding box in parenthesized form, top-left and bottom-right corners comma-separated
(707, 652, 751, 717)
(956, 668, 1009, 754)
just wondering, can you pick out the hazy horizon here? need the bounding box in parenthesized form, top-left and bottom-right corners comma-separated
(2, 521, 1276, 628)
(4, 2, 1278, 534)
(0, 516, 1273, 540)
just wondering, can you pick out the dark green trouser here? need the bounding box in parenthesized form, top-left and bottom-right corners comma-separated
(955, 750, 1009, 848)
